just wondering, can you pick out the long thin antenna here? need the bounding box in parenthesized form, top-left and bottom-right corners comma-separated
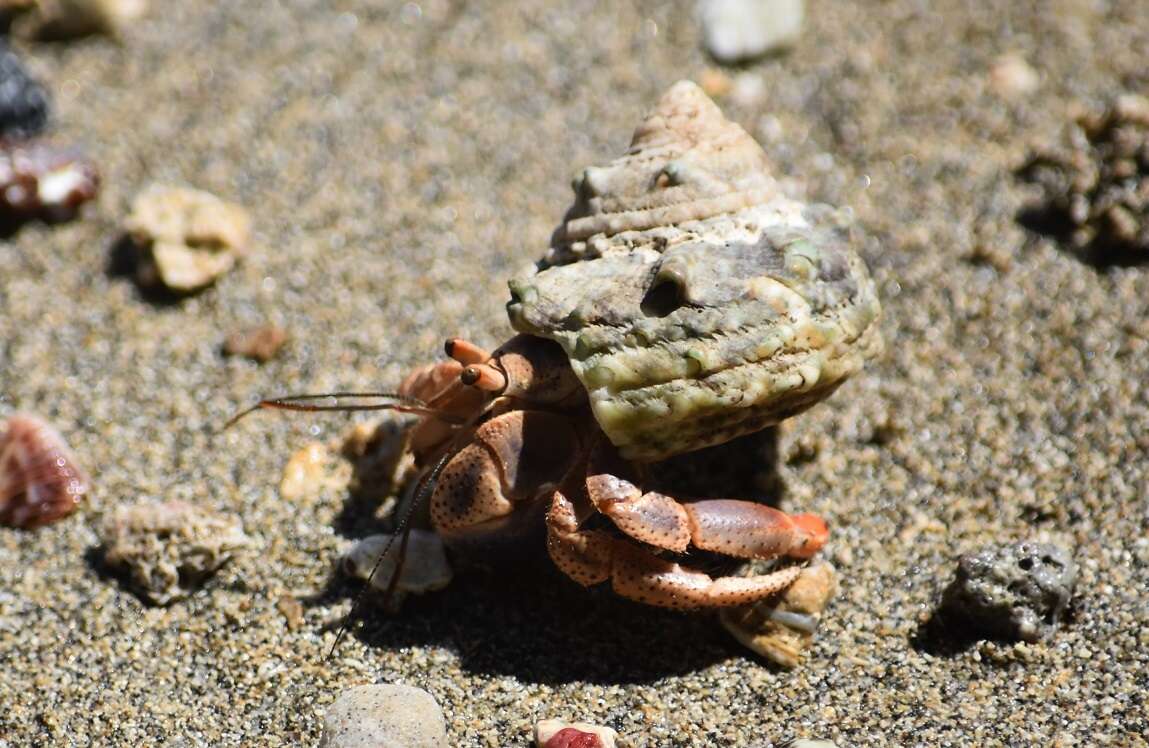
(223, 391, 459, 430)
(327, 449, 454, 658)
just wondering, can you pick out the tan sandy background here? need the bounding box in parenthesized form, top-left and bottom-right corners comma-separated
(1, 1, 1147, 746)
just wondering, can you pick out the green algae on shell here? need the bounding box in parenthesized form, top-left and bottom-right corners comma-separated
(508, 81, 882, 461)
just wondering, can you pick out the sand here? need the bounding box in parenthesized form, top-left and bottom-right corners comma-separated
(1, 1, 1147, 746)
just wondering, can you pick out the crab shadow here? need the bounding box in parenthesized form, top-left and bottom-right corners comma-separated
(309, 560, 754, 685)
(310, 428, 792, 685)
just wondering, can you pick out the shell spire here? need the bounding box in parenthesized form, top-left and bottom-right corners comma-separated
(627, 79, 755, 155)
(553, 80, 780, 253)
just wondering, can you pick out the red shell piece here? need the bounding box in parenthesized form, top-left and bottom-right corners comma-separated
(545, 727, 605, 748)
(0, 414, 88, 529)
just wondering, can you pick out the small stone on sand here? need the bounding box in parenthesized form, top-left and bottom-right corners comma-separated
(698, 0, 804, 64)
(938, 541, 1076, 643)
(101, 500, 252, 605)
(278, 442, 348, 501)
(124, 184, 251, 294)
(223, 324, 288, 363)
(319, 684, 447, 748)
(342, 530, 452, 598)
(989, 53, 1039, 98)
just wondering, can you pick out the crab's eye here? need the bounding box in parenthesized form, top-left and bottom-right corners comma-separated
(641, 268, 686, 318)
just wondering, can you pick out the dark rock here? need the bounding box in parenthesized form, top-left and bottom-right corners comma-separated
(939, 541, 1076, 643)
(0, 40, 50, 140)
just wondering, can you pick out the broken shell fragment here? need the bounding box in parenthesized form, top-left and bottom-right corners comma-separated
(223, 324, 288, 362)
(124, 184, 251, 294)
(0, 413, 88, 529)
(341, 418, 415, 501)
(278, 442, 349, 502)
(719, 561, 837, 667)
(14, 0, 147, 40)
(0, 141, 99, 223)
(101, 500, 252, 605)
(535, 719, 619, 748)
(342, 530, 452, 597)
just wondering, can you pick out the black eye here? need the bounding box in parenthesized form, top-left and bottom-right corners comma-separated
(641, 270, 686, 318)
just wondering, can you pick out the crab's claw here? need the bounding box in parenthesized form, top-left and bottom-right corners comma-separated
(787, 513, 829, 559)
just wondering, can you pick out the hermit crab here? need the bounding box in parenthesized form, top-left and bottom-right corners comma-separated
(238, 81, 881, 610)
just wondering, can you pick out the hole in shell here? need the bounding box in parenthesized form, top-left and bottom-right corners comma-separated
(640, 276, 684, 318)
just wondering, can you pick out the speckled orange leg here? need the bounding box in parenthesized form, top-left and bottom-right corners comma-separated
(585, 468, 828, 560)
(547, 491, 809, 609)
(431, 410, 581, 544)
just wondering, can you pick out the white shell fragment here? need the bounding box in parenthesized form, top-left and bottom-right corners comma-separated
(535, 719, 619, 748)
(278, 442, 349, 502)
(698, 0, 805, 64)
(509, 81, 882, 461)
(342, 530, 453, 596)
(101, 500, 252, 606)
(720, 561, 837, 668)
(124, 184, 251, 294)
(319, 684, 448, 748)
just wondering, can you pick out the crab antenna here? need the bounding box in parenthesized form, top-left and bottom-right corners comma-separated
(327, 448, 454, 659)
(222, 391, 458, 431)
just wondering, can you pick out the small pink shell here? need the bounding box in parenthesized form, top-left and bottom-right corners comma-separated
(545, 728, 606, 748)
(0, 414, 88, 529)
(535, 720, 618, 748)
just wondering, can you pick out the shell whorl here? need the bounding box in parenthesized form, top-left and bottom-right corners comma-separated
(510, 81, 883, 461)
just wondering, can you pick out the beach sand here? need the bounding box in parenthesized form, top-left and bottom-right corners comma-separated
(1, 1, 1146, 745)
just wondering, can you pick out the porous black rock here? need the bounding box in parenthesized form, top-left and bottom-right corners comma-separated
(938, 541, 1076, 643)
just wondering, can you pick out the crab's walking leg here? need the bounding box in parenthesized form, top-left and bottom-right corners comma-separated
(584, 448, 828, 560)
(430, 410, 582, 544)
(546, 492, 806, 609)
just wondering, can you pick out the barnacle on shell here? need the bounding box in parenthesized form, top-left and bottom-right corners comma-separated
(507, 80, 882, 461)
(0, 413, 88, 529)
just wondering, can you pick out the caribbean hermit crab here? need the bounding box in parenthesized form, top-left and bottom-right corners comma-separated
(243, 81, 882, 610)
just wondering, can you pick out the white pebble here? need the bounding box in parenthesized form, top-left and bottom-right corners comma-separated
(698, 0, 805, 64)
(319, 684, 447, 748)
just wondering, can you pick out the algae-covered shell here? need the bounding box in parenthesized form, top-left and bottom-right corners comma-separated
(508, 81, 882, 461)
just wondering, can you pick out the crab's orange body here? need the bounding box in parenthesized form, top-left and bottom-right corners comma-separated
(398, 335, 828, 610)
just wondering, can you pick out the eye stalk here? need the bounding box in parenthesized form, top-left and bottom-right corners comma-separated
(460, 364, 507, 392)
